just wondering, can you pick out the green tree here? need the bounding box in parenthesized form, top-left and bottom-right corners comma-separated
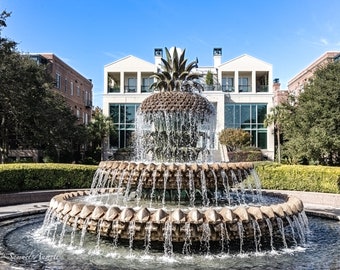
(0, 11, 87, 163)
(150, 47, 200, 92)
(283, 61, 340, 165)
(218, 128, 251, 152)
(87, 107, 115, 161)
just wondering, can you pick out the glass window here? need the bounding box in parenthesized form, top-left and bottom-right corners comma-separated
(225, 103, 267, 149)
(56, 73, 61, 89)
(109, 103, 139, 149)
(257, 104, 267, 128)
(110, 105, 119, 123)
(142, 78, 153, 93)
(222, 77, 234, 92)
(225, 105, 234, 127)
(257, 130, 267, 149)
(127, 78, 137, 92)
(241, 105, 250, 128)
(64, 79, 67, 92)
(125, 105, 136, 128)
(239, 77, 249, 92)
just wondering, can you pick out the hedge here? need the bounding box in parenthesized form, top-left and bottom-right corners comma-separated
(1, 162, 339, 194)
(0, 163, 97, 192)
(255, 163, 340, 194)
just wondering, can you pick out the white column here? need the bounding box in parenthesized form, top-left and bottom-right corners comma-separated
(120, 72, 124, 93)
(252, 70, 256, 93)
(268, 70, 273, 93)
(104, 71, 108, 94)
(234, 71, 239, 93)
(137, 72, 141, 93)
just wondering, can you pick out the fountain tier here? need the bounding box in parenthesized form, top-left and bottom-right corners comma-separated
(93, 160, 254, 190)
(48, 187, 304, 243)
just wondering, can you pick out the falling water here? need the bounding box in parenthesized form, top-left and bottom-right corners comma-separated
(136, 170, 145, 207)
(293, 215, 306, 244)
(70, 216, 79, 247)
(176, 170, 182, 206)
(265, 218, 274, 251)
(250, 169, 263, 201)
(58, 214, 69, 246)
(115, 171, 127, 205)
(123, 170, 134, 206)
(230, 171, 242, 205)
(111, 220, 119, 248)
(188, 170, 196, 207)
(144, 222, 153, 254)
(211, 169, 219, 207)
(149, 170, 158, 208)
(182, 222, 192, 255)
(162, 170, 169, 207)
(221, 170, 231, 205)
(219, 222, 228, 254)
(286, 215, 297, 246)
(201, 223, 211, 254)
(276, 217, 288, 249)
(95, 219, 104, 253)
(163, 221, 173, 257)
(200, 171, 209, 207)
(252, 219, 262, 253)
(128, 221, 136, 256)
(237, 222, 245, 254)
(51, 218, 59, 244)
(79, 217, 90, 247)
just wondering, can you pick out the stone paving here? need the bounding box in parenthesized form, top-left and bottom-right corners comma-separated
(0, 190, 339, 221)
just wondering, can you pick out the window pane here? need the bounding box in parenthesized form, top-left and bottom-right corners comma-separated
(128, 78, 137, 92)
(241, 105, 250, 128)
(110, 105, 119, 123)
(225, 105, 234, 128)
(235, 105, 240, 127)
(258, 130, 267, 149)
(257, 104, 267, 123)
(125, 105, 136, 124)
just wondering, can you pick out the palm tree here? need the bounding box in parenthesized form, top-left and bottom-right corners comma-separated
(87, 107, 115, 161)
(264, 105, 287, 163)
(150, 47, 199, 92)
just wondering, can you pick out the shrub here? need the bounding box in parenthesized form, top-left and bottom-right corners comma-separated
(219, 128, 251, 151)
(255, 163, 340, 194)
(0, 163, 97, 192)
(228, 150, 263, 162)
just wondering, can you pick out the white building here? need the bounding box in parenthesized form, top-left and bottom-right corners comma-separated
(103, 48, 274, 160)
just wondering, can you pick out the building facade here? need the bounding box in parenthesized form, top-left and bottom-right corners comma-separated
(288, 51, 340, 96)
(30, 53, 93, 125)
(102, 48, 275, 160)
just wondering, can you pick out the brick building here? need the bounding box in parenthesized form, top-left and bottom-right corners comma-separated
(30, 53, 93, 124)
(288, 51, 340, 96)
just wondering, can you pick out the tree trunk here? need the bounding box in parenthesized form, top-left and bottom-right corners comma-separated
(276, 128, 281, 163)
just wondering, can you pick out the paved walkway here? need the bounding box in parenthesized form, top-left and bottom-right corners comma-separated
(0, 190, 339, 221)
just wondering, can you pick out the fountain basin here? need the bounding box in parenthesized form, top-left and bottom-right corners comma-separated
(94, 160, 254, 190)
(47, 189, 305, 243)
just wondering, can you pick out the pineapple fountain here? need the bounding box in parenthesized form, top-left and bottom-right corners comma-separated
(43, 48, 307, 256)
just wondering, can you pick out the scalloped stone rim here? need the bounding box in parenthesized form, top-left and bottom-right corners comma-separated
(47, 189, 304, 243)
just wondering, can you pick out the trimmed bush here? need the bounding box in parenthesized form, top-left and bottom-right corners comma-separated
(0, 163, 97, 192)
(255, 163, 340, 194)
(228, 150, 263, 162)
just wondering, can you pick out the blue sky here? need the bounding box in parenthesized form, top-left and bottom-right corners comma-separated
(2, 0, 340, 107)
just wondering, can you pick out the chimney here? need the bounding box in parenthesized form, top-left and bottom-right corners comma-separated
(273, 78, 281, 91)
(154, 48, 163, 70)
(213, 48, 222, 68)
